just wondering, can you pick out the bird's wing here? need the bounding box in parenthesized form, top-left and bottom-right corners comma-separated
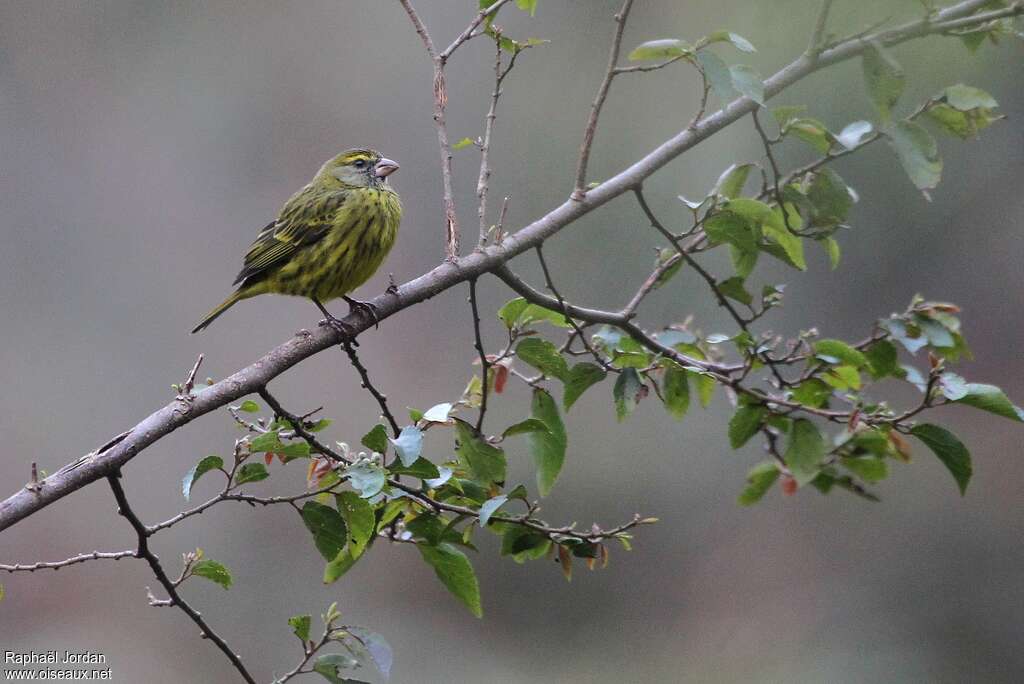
(232, 193, 342, 286)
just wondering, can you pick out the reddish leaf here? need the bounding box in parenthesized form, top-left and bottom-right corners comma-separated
(781, 475, 798, 496)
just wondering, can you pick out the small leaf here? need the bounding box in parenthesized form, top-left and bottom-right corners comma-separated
(418, 543, 483, 618)
(864, 340, 901, 379)
(738, 461, 780, 505)
(343, 462, 386, 499)
(238, 400, 260, 413)
(785, 118, 834, 154)
(345, 626, 393, 680)
(889, 120, 942, 193)
(717, 276, 753, 306)
(361, 424, 388, 454)
(497, 298, 530, 328)
(478, 495, 508, 527)
(662, 363, 691, 420)
(452, 137, 475, 150)
(454, 419, 506, 485)
(841, 456, 888, 483)
(563, 362, 607, 411)
(628, 38, 691, 61)
(323, 548, 359, 585)
(713, 162, 755, 199)
(729, 65, 764, 104)
(423, 402, 453, 424)
(835, 120, 874, 150)
(302, 501, 349, 561)
(785, 419, 826, 486)
(501, 418, 550, 439)
(910, 423, 972, 495)
(703, 30, 756, 53)
(729, 405, 766, 448)
(527, 389, 567, 496)
(191, 559, 232, 590)
(516, 338, 569, 380)
(390, 426, 424, 467)
(182, 455, 223, 501)
(696, 50, 738, 103)
(336, 490, 375, 557)
(814, 339, 869, 369)
(515, 0, 538, 16)
(289, 615, 311, 642)
(313, 653, 359, 683)
(862, 41, 904, 121)
(955, 384, 1024, 422)
(235, 462, 269, 485)
(613, 368, 644, 421)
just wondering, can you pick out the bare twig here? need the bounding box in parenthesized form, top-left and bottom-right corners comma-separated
(106, 472, 255, 684)
(468, 279, 490, 431)
(571, 0, 635, 200)
(439, 0, 514, 60)
(1, 550, 135, 573)
(337, 342, 400, 437)
(807, 0, 836, 56)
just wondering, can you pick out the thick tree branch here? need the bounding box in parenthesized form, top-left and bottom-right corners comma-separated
(1, 0, 1013, 532)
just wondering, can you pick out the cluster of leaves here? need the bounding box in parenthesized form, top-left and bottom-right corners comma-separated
(276, 602, 392, 684)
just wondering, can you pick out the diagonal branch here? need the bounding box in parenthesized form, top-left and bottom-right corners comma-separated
(2, 0, 1016, 532)
(106, 472, 255, 684)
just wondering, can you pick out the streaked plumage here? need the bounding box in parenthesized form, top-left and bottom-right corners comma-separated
(192, 149, 401, 333)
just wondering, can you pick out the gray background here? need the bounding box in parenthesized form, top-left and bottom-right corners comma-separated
(1, 1, 1022, 682)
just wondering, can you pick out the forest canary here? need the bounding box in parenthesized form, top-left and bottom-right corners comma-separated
(191, 149, 402, 334)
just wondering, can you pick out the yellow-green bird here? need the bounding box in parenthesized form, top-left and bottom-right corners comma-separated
(191, 149, 401, 334)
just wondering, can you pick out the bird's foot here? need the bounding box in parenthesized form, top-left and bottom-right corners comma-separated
(318, 315, 359, 345)
(344, 296, 380, 330)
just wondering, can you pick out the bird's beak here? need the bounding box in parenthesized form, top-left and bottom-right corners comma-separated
(374, 158, 400, 178)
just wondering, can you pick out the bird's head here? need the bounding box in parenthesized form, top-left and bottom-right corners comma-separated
(316, 148, 400, 190)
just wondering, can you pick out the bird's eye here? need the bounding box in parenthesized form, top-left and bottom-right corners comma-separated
(353, 159, 366, 168)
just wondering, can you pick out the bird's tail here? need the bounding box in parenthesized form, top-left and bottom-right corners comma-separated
(191, 291, 242, 334)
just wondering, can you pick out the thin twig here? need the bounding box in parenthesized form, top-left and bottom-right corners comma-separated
(571, 0, 635, 200)
(808, 0, 836, 56)
(468, 279, 490, 431)
(1, 550, 136, 573)
(337, 342, 400, 437)
(106, 472, 255, 684)
(439, 0, 514, 60)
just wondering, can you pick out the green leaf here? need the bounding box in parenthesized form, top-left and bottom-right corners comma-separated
(502, 418, 550, 439)
(343, 462, 386, 499)
(695, 372, 716, 408)
(814, 339, 869, 369)
(702, 30, 756, 53)
(344, 626, 393, 680)
(785, 118, 834, 154)
(182, 455, 224, 501)
(791, 378, 832, 408)
(738, 461, 780, 505)
(239, 400, 260, 413)
(628, 38, 691, 61)
(785, 419, 826, 486)
(822, 237, 841, 270)
(563, 362, 607, 411)
(516, 338, 569, 380)
(889, 120, 942, 193)
(388, 457, 440, 480)
(418, 543, 483, 618)
(862, 41, 904, 121)
(518, 304, 571, 328)
(717, 276, 753, 306)
(235, 462, 269, 485)
(500, 525, 550, 561)
(696, 50, 738, 103)
(652, 248, 683, 289)
(191, 559, 232, 590)
(910, 423, 972, 495)
(454, 419, 506, 485)
(955, 383, 1024, 422)
(613, 368, 644, 421)
(705, 211, 757, 253)
(301, 501, 349, 561)
(761, 221, 806, 271)
(841, 456, 888, 483)
(730, 243, 759, 279)
(713, 162, 755, 199)
(729, 405, 766, 448)
(248, 431, 284, 453)
(361, 424, 388, 454)
(772, 105, 806, 128)
(390, 425, 423, 466)
(942, 83, 998, 111)
(527, 389, 567, 496)
(806, 168, 854, 227)
(452, 137, 475, 150)
(289, 615, 311, 642)
(312, 653, 359, 683)
(336, 490, 375, 557)
(729, 65, 764, 104)
(515, 0, 538, 16)
(662, 363, 691, 420)
(497, 298, 530, 328)
(864, 340, 901, 379)
(478, 495, 508, 527)
(323, 548, 360, 585)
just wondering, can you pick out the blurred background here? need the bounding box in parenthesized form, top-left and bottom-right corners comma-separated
(1, 1, 1022, 682)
